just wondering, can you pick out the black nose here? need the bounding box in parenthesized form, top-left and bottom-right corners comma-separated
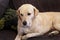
(23, 21, 27, 25)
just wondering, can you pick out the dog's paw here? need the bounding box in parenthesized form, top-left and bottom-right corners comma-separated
(22, 35, 27, 40)
(48, 30, 59, 37)
(15, 38, 21, 40)
(15, 35, 21, 40)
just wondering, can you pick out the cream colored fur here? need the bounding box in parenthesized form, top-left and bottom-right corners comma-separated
(15, 4, 60, 40)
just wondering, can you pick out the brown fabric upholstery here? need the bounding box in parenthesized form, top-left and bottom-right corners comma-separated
(11, 0, 60, 12)
(0, 0, 9, 18)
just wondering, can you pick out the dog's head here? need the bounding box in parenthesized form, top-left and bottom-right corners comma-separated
(17, 4, 39, 27)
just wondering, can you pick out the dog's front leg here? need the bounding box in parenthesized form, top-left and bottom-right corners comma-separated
(15, 34, 22, 40)
(22, 33, 41, 40)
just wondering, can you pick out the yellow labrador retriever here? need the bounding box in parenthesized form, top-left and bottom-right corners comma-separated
(15, 4, 60, 40)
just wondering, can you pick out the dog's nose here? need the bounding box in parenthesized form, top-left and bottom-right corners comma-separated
(23, 21, 27, 25)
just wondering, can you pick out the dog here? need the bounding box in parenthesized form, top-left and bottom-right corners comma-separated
(15, 4, 60, 40)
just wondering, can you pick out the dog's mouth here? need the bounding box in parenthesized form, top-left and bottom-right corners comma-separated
(22, 26, 30, 28)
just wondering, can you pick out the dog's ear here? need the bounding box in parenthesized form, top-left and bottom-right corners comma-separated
(34, 7, 39, 16)
(16, 8, 22, 20)
(16, 9, 20, 16)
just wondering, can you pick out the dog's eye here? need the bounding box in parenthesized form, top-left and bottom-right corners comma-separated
(20, 14, 23, 16)
(27, 13, 31, 15)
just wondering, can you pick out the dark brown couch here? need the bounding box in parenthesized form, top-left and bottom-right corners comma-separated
(11, 0, 60, 12)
